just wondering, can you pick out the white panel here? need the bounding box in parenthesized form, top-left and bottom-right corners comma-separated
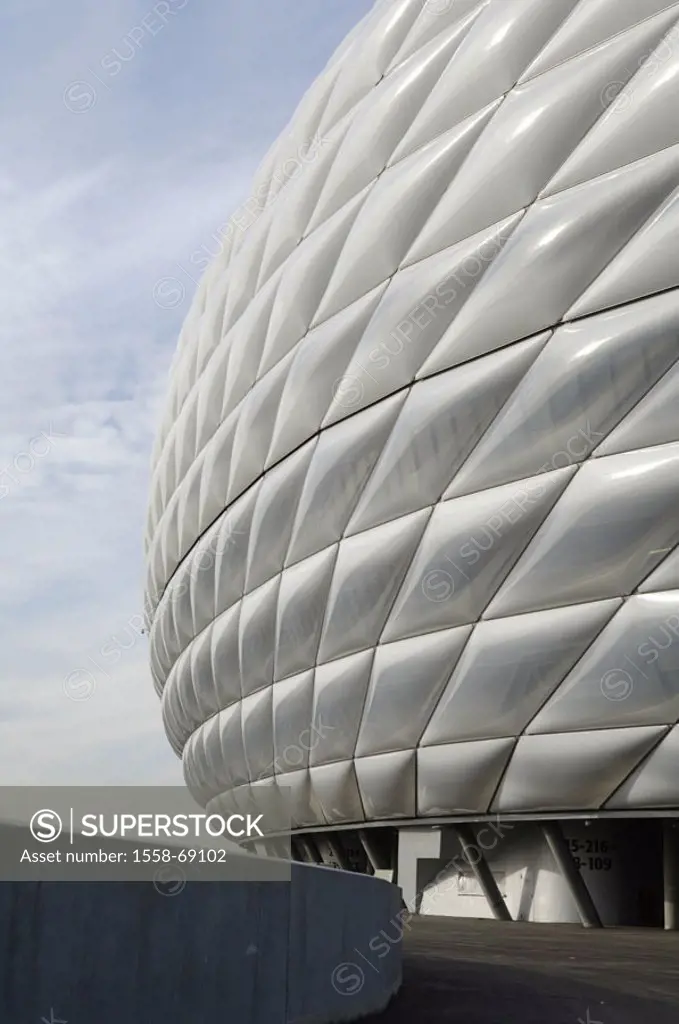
(417, 738, 515, 815)
(309, 649, 374, 766)
(420, 145, 679, 378)
(356, 626, 471, 757)
(492, 727, 666, 811)
(287, 393, 406, 566)
(355, 750, 416, 819)
(446, 291, 679, 498)
(384, 468, 572, 642)
(348, 333, 547, 533)
(487, 444, 679, 619)
(421, 600, 620, 744)
(318, 509, 430, 664)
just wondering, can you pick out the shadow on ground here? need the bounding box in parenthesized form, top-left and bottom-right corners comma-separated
(363, 916, 679, 1023)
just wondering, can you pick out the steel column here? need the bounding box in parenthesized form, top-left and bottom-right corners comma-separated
(455, 823, 512, 922)
(542, 822, 602, 928)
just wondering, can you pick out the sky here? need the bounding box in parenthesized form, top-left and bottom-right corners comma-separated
(0, 0, 374, 787)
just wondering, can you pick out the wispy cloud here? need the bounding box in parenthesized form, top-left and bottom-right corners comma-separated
(0, 0, 374, 786)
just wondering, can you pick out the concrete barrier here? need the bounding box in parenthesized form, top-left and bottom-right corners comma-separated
(0, 860, 402, 1024)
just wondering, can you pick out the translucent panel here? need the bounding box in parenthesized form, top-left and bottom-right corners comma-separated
(240, 686, 274, 783)
(174, 396, 200, 502)
(309, 649, 374, 766)
(244, 440, 314, 594)
(213, 487, 258, 619)
(151, 604, 172, 681)
(521, 0, 679, 82)
(408, 21, 670, 262)
(267, 286, 386, 467)
(317, 0, 417, 136)
(275, 546, 337, 682)
(161, 682, 184, 755)
(570, 188, 679, 320)
(210, 603, 241, 710)
(384, 468, 571, 643)
(388, 0, 484, 76)
(272, 670, 315, 776)
(487, 444, 679, 618)
(324, 213, 522, 427)
(355, 750, 416, 819)
(349, 333, 547, 533)
(226, 350, 293, 503)
(220, 269, 282, 423)
(420, 145, 679, 379)
(355, 626, 471, 757)
(309, 760, 365, 824)
(606, 725, 679, 808)
(528, 592, 679, 733)
(189, 627, 220, 721)
(310, 9, 454, 229)
(166, 569, 194, 668)
(417, 738, 515, 816)
(217, 703, 248, 790)
(258, 191, 368, 377)
(198, 411, 238, 529)
(182, 733, 209, 806)
(182, 725, 210, 804)
(422, 600, 620, 745)
(189, 528, 221, 637)
(492, 727, 666, 811)
(395, 0, 578, 160)
(275, 768, 327, 829)
(595, 358, 679, 458)
(318, 509, 430, 664)
(446, 292, 679, 498)
(255, 116, 353, 293)
(287, 394, 405, 566)
(194, 270, 229, 387)
(220, 205, 276, 336)
(161, 650, 193, 743)
(545, 13, 679, 195)
(315, 100, 497, 323)
(238, 575, 281, 698)
(256, 120, 356, 288)
(639, 545, 679, 593)
(161, 499, 181, 585)
(201, 713, 230, 798)
(178, 460, 204, 565)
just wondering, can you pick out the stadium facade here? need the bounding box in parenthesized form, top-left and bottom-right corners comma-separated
(145, 0, 679, 925)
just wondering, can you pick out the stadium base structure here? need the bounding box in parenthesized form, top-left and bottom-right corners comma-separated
(273, 816, 679, 929)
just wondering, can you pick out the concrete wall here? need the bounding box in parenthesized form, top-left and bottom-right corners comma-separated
(0, 862, 402, 1024)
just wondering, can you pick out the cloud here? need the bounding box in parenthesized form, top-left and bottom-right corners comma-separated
(0, 0, 374, 788)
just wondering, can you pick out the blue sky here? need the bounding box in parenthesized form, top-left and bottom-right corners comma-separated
(0, 0, 374, 785)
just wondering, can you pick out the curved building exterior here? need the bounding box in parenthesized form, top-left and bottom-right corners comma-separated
(146, 0, 679, 923)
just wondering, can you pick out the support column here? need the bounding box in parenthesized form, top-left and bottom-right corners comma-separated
(359, 830, 381, 873)
(455, 823, 512, 922)
(326, 834, 351, 871)
(542, 822, 602, 928)
(359, 829, 395, 879)
(663, 819, 678, 931)
(291, 838, 311, 864)
(297, 836, 322, 864)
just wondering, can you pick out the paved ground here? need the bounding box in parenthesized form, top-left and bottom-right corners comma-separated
(364, 917, 679, 1023)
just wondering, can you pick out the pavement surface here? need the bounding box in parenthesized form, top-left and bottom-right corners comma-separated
(364, 916, 679, 1023)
